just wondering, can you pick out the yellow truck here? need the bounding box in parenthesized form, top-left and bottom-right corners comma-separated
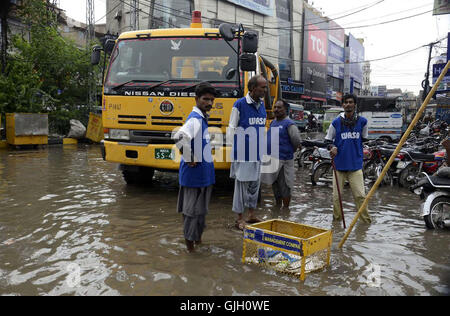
(91, 11, 280, 185)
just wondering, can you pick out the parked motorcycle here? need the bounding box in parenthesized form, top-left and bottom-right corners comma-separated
(362, 143, 396, 186)
(310, 148, 333, 185)
(411, 171, 450, 229)
(295, 140, 327, 168)
(397, 150, 445, 188)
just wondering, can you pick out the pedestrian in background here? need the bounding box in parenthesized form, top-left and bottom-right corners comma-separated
(325, 93, 372, 224)
(261, 99, 302, 208)
(228, 75, 267, 230)
(173, 82, 217, 252)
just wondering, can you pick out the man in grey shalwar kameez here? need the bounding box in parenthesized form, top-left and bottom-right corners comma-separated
(173, 83, 217, 252)
(228, 75, 268, 230)
(261, 100, 302, 208)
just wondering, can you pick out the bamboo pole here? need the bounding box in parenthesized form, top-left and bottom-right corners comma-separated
(338, 60, 450, 249)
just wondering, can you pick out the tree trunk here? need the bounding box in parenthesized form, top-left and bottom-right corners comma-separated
(0, 1, 12, 74)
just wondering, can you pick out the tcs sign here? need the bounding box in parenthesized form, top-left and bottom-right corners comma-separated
(308, 25, 327, 64)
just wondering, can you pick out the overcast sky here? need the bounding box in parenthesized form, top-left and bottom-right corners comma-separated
(59, 0, 449, 95)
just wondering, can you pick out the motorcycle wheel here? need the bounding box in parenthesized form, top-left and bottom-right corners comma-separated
(363, 161, 377, 183)
(311, 161, 333, 185)
(375, 164, 394, 186)
(424, 196, 450, 229)
(297, 148, 314, 168)
(398, 164, 420, 188)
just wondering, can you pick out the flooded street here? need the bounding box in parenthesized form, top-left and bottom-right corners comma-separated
(0, 144, 448, 296)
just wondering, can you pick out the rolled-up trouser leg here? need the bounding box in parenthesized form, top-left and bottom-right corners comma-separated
(232, 179, 260, 214)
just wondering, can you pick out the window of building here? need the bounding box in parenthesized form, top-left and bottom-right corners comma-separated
(150, 0, 193, 29)
(276, 0, 292, 80)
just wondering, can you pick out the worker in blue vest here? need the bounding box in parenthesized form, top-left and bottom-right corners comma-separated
(325, 93, 372, 224)
(262, 99, 302, 208)
(228, 75, 267, 230)
(173, 82, 217, 252)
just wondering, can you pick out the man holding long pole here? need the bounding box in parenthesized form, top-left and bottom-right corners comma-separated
(325, 93, 371, 224)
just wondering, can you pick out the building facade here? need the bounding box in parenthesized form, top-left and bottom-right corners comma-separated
(104, 0, 369, 106)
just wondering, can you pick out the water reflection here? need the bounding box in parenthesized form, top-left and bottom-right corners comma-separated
(0, 145, 448, 295)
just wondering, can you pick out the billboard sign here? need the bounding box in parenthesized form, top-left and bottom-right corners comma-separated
(223, 0, 275, 16)
(302, 7, 328, 102)
(348, 33, 365, 84)
(328, 40, 345, 79)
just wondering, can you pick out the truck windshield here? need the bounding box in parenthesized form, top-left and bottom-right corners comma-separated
(105, 37, 239, 94)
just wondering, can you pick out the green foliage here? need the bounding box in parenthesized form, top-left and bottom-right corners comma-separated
(0, 0, 102, 135)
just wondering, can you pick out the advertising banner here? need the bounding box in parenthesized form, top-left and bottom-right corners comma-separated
(302, 7, 328, 102)
(276, 0, 290, 21)
(348, 33, 365, 84)
(223, 0, 274, 16)
(327, 20, 344, 79)
(328, 41, 345, 79)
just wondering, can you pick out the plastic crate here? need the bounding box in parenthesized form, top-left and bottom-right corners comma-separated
(242, 219, 332, 281)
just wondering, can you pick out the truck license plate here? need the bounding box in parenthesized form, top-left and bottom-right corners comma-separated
(155, 148, 174, 160)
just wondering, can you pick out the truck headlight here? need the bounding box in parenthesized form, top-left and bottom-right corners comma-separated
(109, 129, 130, 141)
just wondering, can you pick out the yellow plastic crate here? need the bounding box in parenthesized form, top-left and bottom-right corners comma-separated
(242, 219, 332, 281)
(86, 113, 104, 143)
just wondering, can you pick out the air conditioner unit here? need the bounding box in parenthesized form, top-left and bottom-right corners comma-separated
(114, 10, 122, 21)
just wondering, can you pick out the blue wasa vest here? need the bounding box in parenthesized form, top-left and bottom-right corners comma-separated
(179, 111, 215, 187)
(232, 97, 267, 161)
(332, 116, 367, 171)
(267, 118, 296, 160)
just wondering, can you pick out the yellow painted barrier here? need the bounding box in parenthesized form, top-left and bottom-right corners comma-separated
(63, 138, 78, 145)
(86, 113, 104, 143)
(6, 113, 48, 145)
(338, 60, 450, 249)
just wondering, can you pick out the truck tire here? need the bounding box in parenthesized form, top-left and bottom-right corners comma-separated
(122, 166, 155, 186)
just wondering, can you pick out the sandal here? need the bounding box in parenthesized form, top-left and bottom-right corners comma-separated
(245, 217, 262, 224)
(234, 220, 246, 231)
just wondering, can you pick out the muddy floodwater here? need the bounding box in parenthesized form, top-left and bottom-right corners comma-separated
(0, 144, 448, 296)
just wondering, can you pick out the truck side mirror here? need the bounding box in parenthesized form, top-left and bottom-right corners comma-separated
(240, 53, 256, 72)
(219, 23, 235, 42)
(242, 32, 258, 54)
(91, 46, 102, 65)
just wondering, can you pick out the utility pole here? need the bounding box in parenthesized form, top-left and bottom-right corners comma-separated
(130, 0, 139, 30)
(422, 41, 440, 102)
(148, 0, 156, 29)
(86, 0, 96, 111)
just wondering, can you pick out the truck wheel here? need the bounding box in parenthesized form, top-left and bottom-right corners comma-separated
(122, 166, 154, 186)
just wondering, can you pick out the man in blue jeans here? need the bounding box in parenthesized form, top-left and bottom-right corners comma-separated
(325, 93, 372, 224)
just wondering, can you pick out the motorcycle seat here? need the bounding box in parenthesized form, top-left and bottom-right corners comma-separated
(428, 175, 450, 187)
(380, 148, 396, 156)
(301, 140, 327, 148)
(407, 151, 436, 161)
